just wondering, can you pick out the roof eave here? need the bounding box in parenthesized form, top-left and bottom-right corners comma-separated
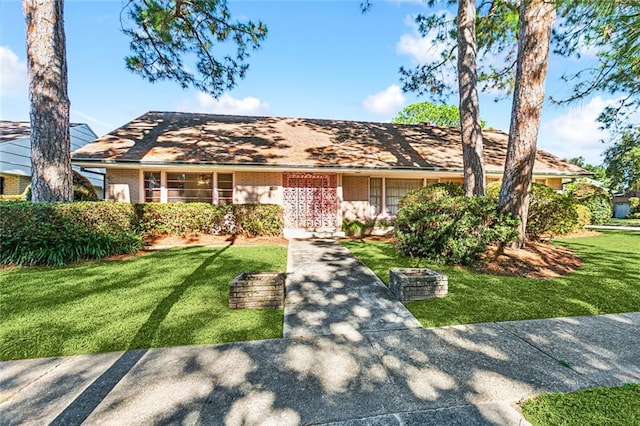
(71, 158, 591, 177)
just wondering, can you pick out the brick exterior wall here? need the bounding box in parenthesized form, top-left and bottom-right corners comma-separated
(106, 169, 140, 202)
(0, 175, 30, 195)
(234, 171, 282, 204)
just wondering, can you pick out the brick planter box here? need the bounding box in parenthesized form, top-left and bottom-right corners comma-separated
(389, 268, 448, 302)
(229, 272, 285, 309)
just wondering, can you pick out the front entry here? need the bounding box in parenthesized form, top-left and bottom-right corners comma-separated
(283, 173, 338, 229)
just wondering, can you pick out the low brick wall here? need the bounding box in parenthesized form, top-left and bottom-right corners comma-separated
(389, 268, 448, 302)
(229, 272, 285, 309)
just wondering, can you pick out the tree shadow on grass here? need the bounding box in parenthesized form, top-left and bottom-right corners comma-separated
(127, 245, 232, 351)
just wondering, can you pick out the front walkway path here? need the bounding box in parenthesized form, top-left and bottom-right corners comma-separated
(283, 239, 422, 338)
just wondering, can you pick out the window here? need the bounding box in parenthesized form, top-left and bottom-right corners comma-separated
(369, 178, 382, 215)
(143, 172, 161, 202)
(0, 176, 4, 195)
(385, 178, 423, 214)
(166, 172, 213, 203)
(217, 173, 233, 205)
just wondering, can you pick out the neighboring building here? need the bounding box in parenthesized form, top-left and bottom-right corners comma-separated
(0, 121, 105, 197)
(71, 111, 589, 235)
(613, 190, 640, 218)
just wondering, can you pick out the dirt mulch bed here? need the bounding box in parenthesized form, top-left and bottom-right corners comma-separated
(350, 235, 584, 279)
(144, 233, 289, 249)
(475, 242, 583, 279)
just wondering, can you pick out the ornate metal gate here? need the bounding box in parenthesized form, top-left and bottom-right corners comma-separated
(283, 173, 338, 229)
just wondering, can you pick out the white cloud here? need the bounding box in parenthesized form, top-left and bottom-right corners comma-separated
(0, 46, 27, 95)
(540, 96, 617, 164)
(362, 85, 405, 115)
(396, 13, 454, 65)
(180, 93, 270, 115)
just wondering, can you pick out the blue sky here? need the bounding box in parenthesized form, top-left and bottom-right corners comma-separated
(0, 0, 620, 164)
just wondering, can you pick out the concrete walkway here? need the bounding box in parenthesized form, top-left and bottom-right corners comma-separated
(587, 225, 640, 231)
(283, 239, 422, 338)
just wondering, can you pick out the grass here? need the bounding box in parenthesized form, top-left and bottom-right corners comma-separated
(0, 245, 287, 361)
(521, 384, 640, 426)
(605, 217, 640, 227)
(343, 230, 640, 327)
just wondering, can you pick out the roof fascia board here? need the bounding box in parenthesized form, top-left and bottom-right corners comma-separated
(71, 159, 591, 178)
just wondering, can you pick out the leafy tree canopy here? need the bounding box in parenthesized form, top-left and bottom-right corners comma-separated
(553, 0, 640, 129)
(398, 0, 520, 101)
(396, 1, 638, 130)
(567, 156, 609, 185)
(122, 0, 267, 97)
(393, 101, 486, 128)
(603, 128, 640, 191)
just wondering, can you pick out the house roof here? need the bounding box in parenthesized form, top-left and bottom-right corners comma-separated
(0, 120, 85, 143)
(71, 111, 588, 176)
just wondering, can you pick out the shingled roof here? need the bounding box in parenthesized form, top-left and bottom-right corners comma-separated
(71, 111, 588, 176)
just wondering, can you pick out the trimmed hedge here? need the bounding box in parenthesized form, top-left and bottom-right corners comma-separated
(399, 182, 464, 209)
(395, 196, 519, 265)
(342, 218, 395, 237)
(134, 202, 231, 235)
(134, 203, 283, 237)
(564, 182, 612, 225)
(1, 202, 284, 266)
(232, 204, 283, 237)
(0, 195, 26, 202)
(527, 183, 579, 240)
(488, 181, 585, 239)
(0, 202, 142, 266)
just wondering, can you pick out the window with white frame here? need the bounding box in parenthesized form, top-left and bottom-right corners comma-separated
(166, 172, 213, 203)
(217, 173, 233, 205)
(385, 178, 423, 214)
(369, 177, 382, 216)
(143, 171, 161, 202)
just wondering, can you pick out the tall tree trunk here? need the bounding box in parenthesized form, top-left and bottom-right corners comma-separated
(457, 0, 485, 197)
(23, 0, 72, 202)
(498, 0, 556, 247)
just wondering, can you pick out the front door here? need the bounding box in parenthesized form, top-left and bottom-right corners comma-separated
(283, 173, 338, 229)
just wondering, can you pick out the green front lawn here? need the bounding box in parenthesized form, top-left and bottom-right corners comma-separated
(521, 384, 640, 426)
(0, 245, 287, 361)
(605, 218, 640, 227)
(343, 231, 640, 327)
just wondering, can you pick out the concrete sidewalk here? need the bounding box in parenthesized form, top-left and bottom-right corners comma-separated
(1, 313, 639, 425)
(283, 239, 421, 338)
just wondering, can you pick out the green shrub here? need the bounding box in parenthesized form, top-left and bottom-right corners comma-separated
(0, 202, 142, 266)
(342, 217, 395, 237)
(399, 182, 464, 209)
(486, 181, 502, 199)
(394, 196, 518, 265)
(24, 170, 99, 202)
(564, 182, 612, 224)
(629, 197, 640, 214)
(574, 204, 592, 231)
(232, 204, 283, 237)
(527, 183, 579, 240)
(0, 194, 26, 202)
(134, 202, 231, 235)
(134, 202, 283, 237)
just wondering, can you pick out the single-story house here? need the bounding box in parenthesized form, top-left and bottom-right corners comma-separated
(0, 120, 105, 197)
(71, 111, 589, 236)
